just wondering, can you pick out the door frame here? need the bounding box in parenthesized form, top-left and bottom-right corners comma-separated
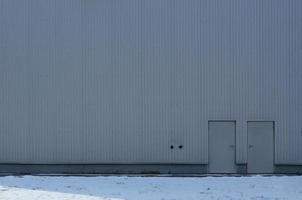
(208, 120, 237, 173)
(247, 121, 275, 173)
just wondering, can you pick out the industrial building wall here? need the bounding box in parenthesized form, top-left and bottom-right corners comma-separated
(0, 0, 302, 165)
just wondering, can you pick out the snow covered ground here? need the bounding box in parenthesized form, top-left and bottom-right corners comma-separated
(0, 175, 301, 200)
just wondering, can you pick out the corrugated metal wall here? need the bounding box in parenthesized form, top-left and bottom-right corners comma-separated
(0, 0, 302, 164)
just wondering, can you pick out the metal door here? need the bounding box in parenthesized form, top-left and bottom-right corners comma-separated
(248, 122, 274, 173)
(208, 121, 236, 173)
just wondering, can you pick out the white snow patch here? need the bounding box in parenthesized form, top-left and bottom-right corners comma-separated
(0, 175, 301, 200)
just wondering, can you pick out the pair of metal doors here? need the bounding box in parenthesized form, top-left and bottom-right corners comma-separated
(208, 121, 274, 173)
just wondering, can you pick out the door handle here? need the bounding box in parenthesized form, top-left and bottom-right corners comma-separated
(248, 145, 254, 149)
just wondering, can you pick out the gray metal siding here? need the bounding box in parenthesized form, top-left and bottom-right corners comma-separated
(0, 0, 302, 164)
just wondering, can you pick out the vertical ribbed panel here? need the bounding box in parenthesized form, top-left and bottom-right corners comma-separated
(0, 0, 302, 164)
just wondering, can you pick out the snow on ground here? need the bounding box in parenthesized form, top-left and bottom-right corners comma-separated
(0, 175, 302, 200)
